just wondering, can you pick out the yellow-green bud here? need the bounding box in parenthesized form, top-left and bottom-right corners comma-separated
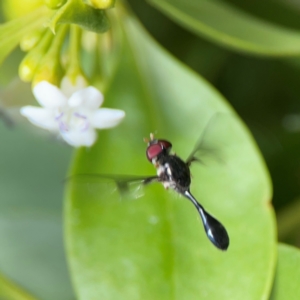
(19, 30, 53, 81)
(82, 0, 115, 10)
(32, 25, 68, 86)
(32, 58, 64, 87)
(44, 0, 66, 9)
(20, 29, 44, 52)
(19, 54, 40, 82)
(65, 66, 87, 86)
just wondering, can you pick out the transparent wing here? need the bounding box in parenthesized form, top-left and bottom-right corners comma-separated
(66, 173, 158, 204)
(185, 113, 229, 166)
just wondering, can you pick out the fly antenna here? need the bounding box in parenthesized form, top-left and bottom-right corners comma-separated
(144, 133, 155, 144)
(150, 133, 155, 140)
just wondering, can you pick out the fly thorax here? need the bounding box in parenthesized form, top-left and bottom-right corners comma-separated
(157, 162, 173, 181)
(156, 164, 164, 176)
(159, 162, 176, 190)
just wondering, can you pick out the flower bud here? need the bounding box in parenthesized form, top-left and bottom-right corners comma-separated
(32, 26, 68, 86)
(19, 54, 39, 82)
(44, 0, 66, 9)
(19, 30, 53, 81)
(32, 57, 64, 87)
(20, 29, 44, 52)
(82, 0, 115, 9)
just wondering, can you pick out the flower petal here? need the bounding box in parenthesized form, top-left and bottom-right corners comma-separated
(60, 75, 88, 98)
(68, 86, 104, 109)
(20, 106, 58, 131)
(91, 108, 125, 129)
(33, 81, 67, 108)
(60, 128, 97, 147)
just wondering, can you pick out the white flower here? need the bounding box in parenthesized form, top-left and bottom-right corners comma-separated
(20, 80, 125, 147)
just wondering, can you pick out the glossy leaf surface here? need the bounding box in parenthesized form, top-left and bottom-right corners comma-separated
(0, 272, 37, 300)
(271, 244, 300, 300)
(66, 10, 276, 300)
(148, 0, 300, 56)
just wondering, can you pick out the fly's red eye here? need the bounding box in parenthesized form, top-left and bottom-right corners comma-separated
(146, 139, 172, 161)
(158, 140, 172, 151)
(146, 144, 164, 161)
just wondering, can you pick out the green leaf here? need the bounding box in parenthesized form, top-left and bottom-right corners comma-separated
(0, 123, 74, 300)
(65, 11, 276, 300)
(0, 272, 37, 300)
(148, 0, 300, 56)
(270, 244, 300, 300)
(0, 7, 50, 65)
(48, 0, 110, 34)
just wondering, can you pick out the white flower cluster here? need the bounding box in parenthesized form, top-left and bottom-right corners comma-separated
(21, 80, 125, 147)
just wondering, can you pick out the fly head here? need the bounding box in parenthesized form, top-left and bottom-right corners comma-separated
(145, 133, 172, 163)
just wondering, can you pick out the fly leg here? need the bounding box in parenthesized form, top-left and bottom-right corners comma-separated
(143, 176, 160, 185)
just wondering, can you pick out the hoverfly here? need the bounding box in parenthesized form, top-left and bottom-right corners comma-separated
(71, 132, 229, 251)
(143, 133, 229, 250)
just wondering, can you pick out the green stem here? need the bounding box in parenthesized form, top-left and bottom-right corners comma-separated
(69, 25, 81, 67)
(67, 24, 84, 81)
(47, 24, 69, 58)
(32, 29, 54, 54)
(32, 25, 69, 85)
